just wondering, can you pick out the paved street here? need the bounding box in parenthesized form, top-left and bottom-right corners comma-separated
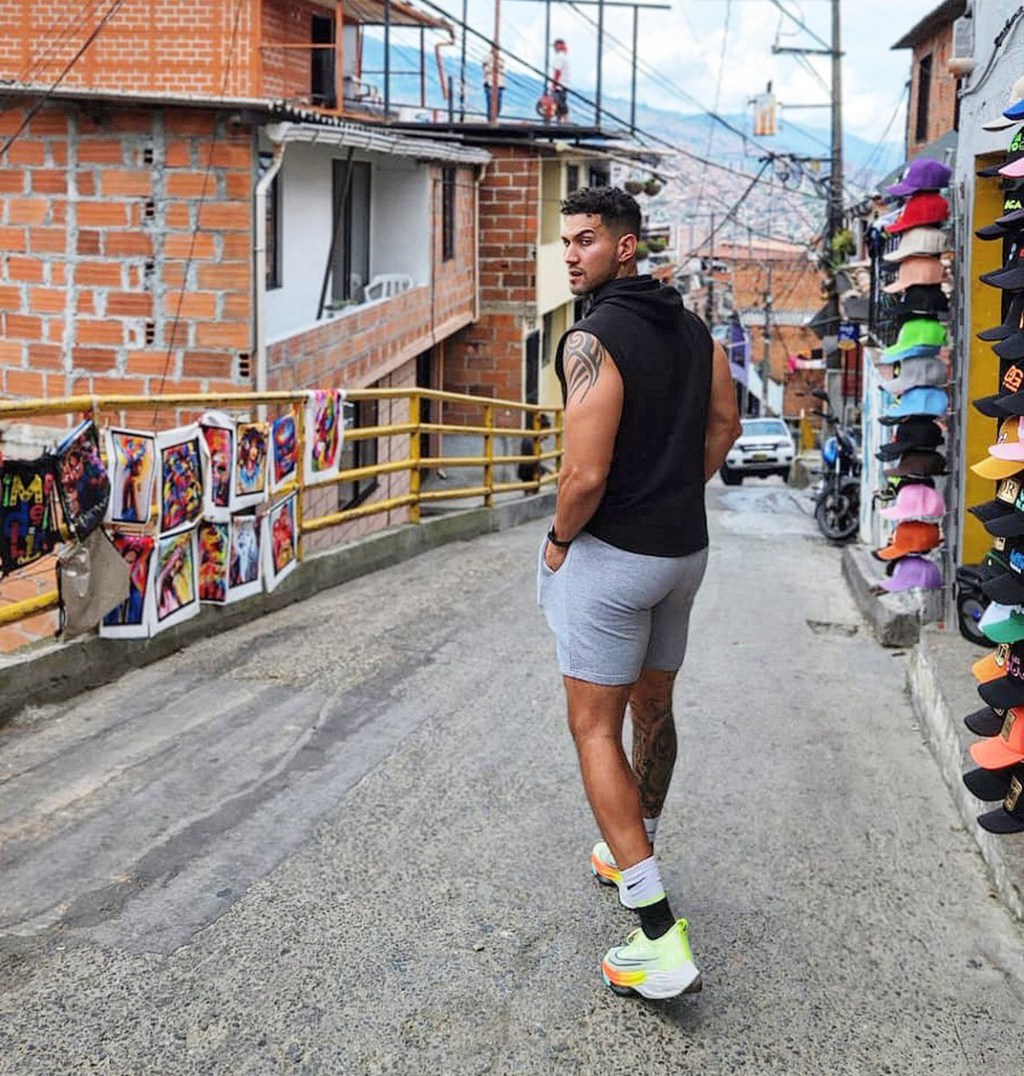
(2, 479, 1024, 1075)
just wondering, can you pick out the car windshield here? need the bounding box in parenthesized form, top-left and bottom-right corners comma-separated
(742, 420, 789, 438)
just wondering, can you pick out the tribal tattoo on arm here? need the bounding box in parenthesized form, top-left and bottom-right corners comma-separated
(563, 331, 603, 403)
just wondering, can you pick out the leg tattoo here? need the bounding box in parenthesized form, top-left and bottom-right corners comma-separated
(630, 693, 677, 820)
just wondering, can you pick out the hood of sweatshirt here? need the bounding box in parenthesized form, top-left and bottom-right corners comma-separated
(585, 274, 684, 328)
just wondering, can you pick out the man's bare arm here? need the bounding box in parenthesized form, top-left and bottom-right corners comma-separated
(550, 330, 623, 548)
(704, 340, 742, 481)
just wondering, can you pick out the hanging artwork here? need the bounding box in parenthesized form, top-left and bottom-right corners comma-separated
(263, 493, 298, 593)
(228, 512, 262, 601)
(99, 530, 155, 639)
(157, 425, 204, 535)
(303, 389, 344, 485)
(199, 412, 234, 522)
(105, 428, 156, 526)
(53, 420, 110, 539)
(270, 412, 298, 493)
(234, 421, 269, 509)
(152, 529, 200, 633)
(197, 521, 230, 604)
(0, 457, 59, 575)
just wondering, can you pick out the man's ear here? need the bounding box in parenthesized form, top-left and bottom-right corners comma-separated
(618, 233, 638, 263)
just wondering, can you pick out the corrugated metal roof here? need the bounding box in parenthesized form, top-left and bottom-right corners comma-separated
(344, 0, 449, 29)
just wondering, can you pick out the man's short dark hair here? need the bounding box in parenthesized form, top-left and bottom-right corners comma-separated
(560, 186, 641, 239)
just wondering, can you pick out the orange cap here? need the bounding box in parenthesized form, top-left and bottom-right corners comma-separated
(970, 707, 1024, 769)
(872, 520, 941, 561)
(973, 643, 1011, 684)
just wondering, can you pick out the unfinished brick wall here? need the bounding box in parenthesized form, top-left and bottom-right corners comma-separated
(0, 0, 256, 98)
(906, 27, 958, 152)
(261, 0, 328, 104)
(0, 102, 253, 411)
(445, 146, 539, 425)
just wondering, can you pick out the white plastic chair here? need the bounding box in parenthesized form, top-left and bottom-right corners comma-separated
(363, 274, 414, 302)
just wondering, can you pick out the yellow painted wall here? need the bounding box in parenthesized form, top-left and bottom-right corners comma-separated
(963, 163, 1009, 564)
(540, 302, 571, 409)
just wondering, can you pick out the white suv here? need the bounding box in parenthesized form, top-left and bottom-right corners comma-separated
(720, 417, 795, 486)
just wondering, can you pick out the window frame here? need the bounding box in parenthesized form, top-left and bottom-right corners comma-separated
(915, 53, 932, 144)
(259, 153, 283, 291)
(441, 166, 456, 262)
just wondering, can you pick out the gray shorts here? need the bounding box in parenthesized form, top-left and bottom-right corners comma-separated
(537, 531, 708, 686)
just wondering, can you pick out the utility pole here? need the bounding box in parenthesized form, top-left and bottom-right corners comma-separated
(762, 261, 773, 417)
(705, 212, 715, 328)
(828, 0, 843, 256)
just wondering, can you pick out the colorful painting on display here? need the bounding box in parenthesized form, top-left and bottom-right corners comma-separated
(199, 414, 234, 522)
(263, 493, 298, 593)
(197, 521, 229, 604)
(303, 389, 343, 485)
(0, 458, 59, 574)
(99, 531, 155, 639)
(270, 413, 298, 493)
(105, 429, 156, 527)
(157, 425, 204, 536)
(228, 512, 262, 600)
(54, 420, 110, 538)
(234, 421, 269, 509)
(152, 529, 200, 633)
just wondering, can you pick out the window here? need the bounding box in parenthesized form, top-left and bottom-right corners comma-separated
(331, 159, 371, 303)
(442, 166, 456, 262)
(259, 153, 282, 290)
(338, 398, 379, 511)
(566, 164, 580, 193)
(312, 15, 336, 109)
(915, 53, 932, 143)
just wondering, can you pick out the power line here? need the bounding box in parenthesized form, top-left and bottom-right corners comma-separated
(695, 0, 733, 219)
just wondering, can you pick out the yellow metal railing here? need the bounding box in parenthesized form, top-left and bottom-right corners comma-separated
(0, 388, 562, 633)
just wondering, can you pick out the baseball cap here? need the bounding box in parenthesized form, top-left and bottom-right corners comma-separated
(881, 318, 949, 357)
(977, 773, 1024, 833)
(880, 387, 948, 423)
(963, 764, 1017, 802)
(979, 237, 1024, 290)
(877, 345, 943, 371)
(876, 419, 943, 461)
(883, 450, 947, 478)
(887, 158, 951, 197)
(982, 541, 1024, 605)
(879, 483, 945, 522)
(974, 643, 1011, 684)
(980, 642, 1024, 708)
(883, 227, 950, 262)
(881, 256, 945, 294)
(878, 554, 941, 592)
(977, 293, 1024, 341)
(969, 475, 1024, 537)
(872, 520, 941, 561)
(994, 332, 1024, 361)
(982, 78, 1024, 130)
(894, 284, 949, 319)
(980, 602, 1024, 645)
(970, 707, 1024, 768)
(886, 192, 950, 234)
(965, 703, 1008, 737)
(883, 357, 948, 396)
(991, 416, 1024, 460)
(978, 128, 1024, 176)
(972, 363, 1024, 419)
(976, 204, 1024, 239)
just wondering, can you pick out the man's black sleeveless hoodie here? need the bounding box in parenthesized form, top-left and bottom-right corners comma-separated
(555, 275, 713, 557)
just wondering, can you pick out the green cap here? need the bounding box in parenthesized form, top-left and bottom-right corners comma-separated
(882, 318, 948, 359)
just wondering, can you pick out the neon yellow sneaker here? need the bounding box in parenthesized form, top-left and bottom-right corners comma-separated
(601, 919, 702, 999)
(590, 841, 638, 908)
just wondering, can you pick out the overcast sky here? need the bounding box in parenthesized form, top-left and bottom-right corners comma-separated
(443, 0, 941, 145)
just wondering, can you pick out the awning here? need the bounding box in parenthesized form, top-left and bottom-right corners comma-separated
(344, 0, 450, 29)
(265, 119, 491, 165)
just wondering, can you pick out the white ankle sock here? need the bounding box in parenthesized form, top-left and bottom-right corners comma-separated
(619, 854, 666, 908)
(643, 816, 659, 844)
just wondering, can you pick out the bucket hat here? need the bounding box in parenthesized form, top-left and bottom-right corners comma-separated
(881, 318, 948, 357)
(876, 418, 943, 462)
(894, 284, 949, 319)
(884, 227, 950, 261)
(883, 449, 946, 478)
(982, 77, 1024, 130)
(979, 128, 1024, 177)
(965, 704, 1008, 737)
(886, 191, 950, 234)
(879, 483, 945, 522)
(880, 387, 948, 423)
(872, 520, 941, 561)
(978, 293, 1024, 342)
(882, 256, 945, 293)
(980, 603, 1024, 645)
(883, 357, 948, 396)
(969, 476, 1024, 537)
(977, 773, 1024, 833)
(878, 554, 942, 592)
(963, 764, 1018, 802)
(886, 158, 952, 197)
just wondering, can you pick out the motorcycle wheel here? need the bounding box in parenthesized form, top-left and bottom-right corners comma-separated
(814, 490, 859, 542)
(957, 592, 990, 648)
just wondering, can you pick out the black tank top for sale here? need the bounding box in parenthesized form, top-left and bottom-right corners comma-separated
(555, 275, 713, 557)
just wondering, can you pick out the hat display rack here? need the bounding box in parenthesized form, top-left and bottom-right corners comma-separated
(959, 94, 1024, 836)
(870, 158, 952, 602)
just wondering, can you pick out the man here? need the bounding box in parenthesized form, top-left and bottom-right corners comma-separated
(550, 39, 569, 122)
(482, 51, 506, 121)
(537, 187, 740, 1000)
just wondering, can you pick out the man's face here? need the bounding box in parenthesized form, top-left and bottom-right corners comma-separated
(561, 213, 632, 295)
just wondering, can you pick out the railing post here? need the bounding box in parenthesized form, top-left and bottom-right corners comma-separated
(408, 392, 422, 524)
(294, 398, 306, 561)
(483, 403, 494, 508)
(531, 409, 542, 492)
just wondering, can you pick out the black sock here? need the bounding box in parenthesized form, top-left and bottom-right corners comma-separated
(637, 897, 675, 940)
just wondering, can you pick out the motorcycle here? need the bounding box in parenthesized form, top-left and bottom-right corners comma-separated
(955, 564, 991, 647)
(809, 389, 862, 543)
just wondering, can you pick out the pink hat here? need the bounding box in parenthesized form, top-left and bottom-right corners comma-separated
(991, 416, 1024, 461)
(1000, 156, 1024, 179)
(882, 255, 945, 294)
(878, 483, 946, 522)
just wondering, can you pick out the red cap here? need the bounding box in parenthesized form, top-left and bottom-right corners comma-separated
(887, 192, 950, 235)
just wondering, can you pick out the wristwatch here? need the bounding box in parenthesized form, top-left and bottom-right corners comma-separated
(547, 526, 572, 549)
